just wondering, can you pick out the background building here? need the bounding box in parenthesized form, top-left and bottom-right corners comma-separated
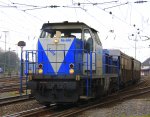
(141, 57, 150, 76)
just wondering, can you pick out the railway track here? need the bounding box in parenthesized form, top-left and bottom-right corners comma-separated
(0, 77, 26, 84)
(0, 76, 26, 86)
(5, 85, 150, 117)
(4, 106, 55, 117)
(0, 95, 33, 106)
(0, 76, 26, 93)
(0, 76, 31, 106)
(0, 75, 24, 81)
(0, 84, 26, 93)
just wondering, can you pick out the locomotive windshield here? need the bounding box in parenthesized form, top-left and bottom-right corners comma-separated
(93, 31, 102, 46)
(40, 29, 82, 39)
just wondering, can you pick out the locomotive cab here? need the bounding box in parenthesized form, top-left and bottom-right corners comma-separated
(38, 28, 83, 76)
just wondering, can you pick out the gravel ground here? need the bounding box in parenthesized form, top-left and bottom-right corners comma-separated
(0, 100, 42, 117)
(77, 93, 150, 117)
(77, 77, 150, 117)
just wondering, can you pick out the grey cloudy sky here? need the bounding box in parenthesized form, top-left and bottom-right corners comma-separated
(0, 0, 150, 62)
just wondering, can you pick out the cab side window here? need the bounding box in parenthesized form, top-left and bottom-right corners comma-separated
(84, 29, 93, 53)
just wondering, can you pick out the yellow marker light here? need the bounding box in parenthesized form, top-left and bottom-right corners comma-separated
(69, 69, 74, 74)
(38, 69, 43, 74)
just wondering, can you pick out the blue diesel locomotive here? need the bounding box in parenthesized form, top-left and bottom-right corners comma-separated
(26, 21, 141, 106)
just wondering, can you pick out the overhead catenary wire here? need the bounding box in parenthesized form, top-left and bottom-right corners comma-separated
(22, 5, 60, 11)
(103, 2, 128, 10)
(79, 0, 150, 44)
(2, 0, 150, 32)
(76, 0, 150, 34)
(0, 2, 149, 42)
(0, 0, 11, 6)
(0, 0, 146, 39)
(1, 1, 87, 11)
(0, 5, 16, 7)
(11, 2, 39, 7)
(0, 1, 86, 22)
(72, 1, 139, 50)
(82, 9, 109, 30)
(128, 2, 150, 39)
(0, 1, 44, 22)
(75, 1, 134, 42)
(72, 0, 79, 22)
(0, 9, 34, 32)
(73, 1, 118, 5)
(84, 0, 133, 27)
(22, 11, 44, 22)
(0, 0, 136, 29)
(74, 1, 139, 49)
(134, 0, 148, 3)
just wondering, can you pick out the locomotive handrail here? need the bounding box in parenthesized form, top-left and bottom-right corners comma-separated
(23, 49, 119, 75)
(24, 49, 91, 75)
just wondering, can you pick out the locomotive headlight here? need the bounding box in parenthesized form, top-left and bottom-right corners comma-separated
(69, 68, 74, 74)
(54, 39, 59, 44)
(69, 63, 74, 74)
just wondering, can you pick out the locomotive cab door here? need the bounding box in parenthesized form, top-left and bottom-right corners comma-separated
(83, 29, 96, 75)
(83, 28, 102, 77)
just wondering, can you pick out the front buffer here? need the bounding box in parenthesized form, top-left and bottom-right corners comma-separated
(27, 78, 80, 105)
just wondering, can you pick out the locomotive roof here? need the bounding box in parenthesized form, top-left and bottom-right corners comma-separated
(41, 21, 98, 32)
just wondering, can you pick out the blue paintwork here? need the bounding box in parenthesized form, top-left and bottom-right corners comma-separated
(38, 38, 83, 76)
(103, 49, 120, 74)
(103, 49, 110, 74)
(58, 38, 83, 75)
(38, 40, 55, 75)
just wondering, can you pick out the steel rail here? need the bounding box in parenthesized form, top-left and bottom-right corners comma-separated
(0, 86, 26, 93)
(4, 106, 46, 117)
(0, 75, 23, 80)
(5, 105, 57, 117)
(0, 83, 26, 88)
(0, 95, 33, 106)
